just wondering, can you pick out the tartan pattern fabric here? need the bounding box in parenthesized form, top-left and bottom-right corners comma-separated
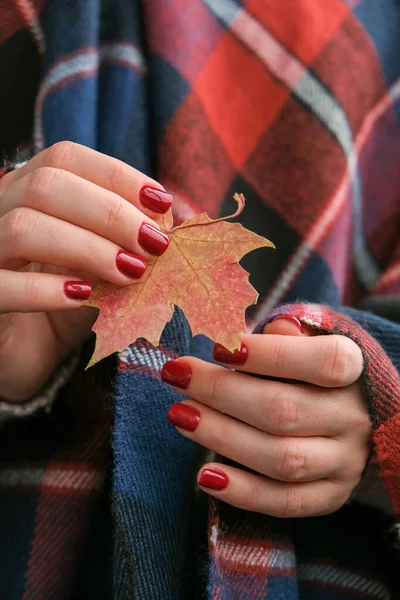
(0, 0, 400, 598)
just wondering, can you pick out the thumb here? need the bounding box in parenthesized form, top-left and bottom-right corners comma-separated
(262, 314, 315, 337)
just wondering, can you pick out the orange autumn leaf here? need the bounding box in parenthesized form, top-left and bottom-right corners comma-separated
(86, 194, 274, 366)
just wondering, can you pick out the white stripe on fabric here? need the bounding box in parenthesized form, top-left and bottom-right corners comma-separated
(231, 4, 379, 289)
(0, 468, 103, 491)
(15, 0, 45, 53)
(43, 468, 103, 490)
(299, 564, 390, 600)
(118, 345, 171, 371)
(100, 42, 146, 72)
(202, 0, 380, 291)
(34, 43, 146, 151)
(210, 524, 219, 548)
(202, 0, 242, 25)
(254, 78, 400, 321)
(34, 50, 99, 151)
(38, 52, 98, 96)
(217, 539, 295, 571)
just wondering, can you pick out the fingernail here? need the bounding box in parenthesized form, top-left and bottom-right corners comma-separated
(213, 342, 248, 365)
(116, 250, 147, 279)
(140, 185, 173, 214)
(64, 281, 92, 300)
(271, 314, 303, 332)
(168, 403, 200, 432)
(198, 468, 229, 491)
(161, 360, 192, 389)
(138, 223, 169, 256)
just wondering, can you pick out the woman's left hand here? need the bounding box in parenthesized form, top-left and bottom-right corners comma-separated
(161, 316, 372, 518)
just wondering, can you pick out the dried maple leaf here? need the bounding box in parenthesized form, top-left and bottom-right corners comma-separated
(86, 194, 274, 366)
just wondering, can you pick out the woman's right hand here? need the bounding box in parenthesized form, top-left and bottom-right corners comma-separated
(0, 142, 173, 402)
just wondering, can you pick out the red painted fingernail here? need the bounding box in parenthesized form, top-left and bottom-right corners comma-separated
(116, 250, 147, 279)
(199, 468, 229, 491)
(140, 186, 173, 214)
(161, 360, 192, 389)
(64, 281, 92, 301)
(271, 315, 303, 332)
(138, 223, 169, 256)
(212, 342, 248, 365)
(168, 403, 200, 432)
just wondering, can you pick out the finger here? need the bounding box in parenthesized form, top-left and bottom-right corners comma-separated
(161, 358, 360, 436)
(0, 168, 170, 260)
(213, 333, 364, 387)
(0, 207, 148, 285)
(197, 462, 351, 517)
(0, 142, 173, 217)
(262, 315, 304, 336)
(0, 270, 94, 312)
(167, 401, 350, 482)
(262, 314, 317, 337)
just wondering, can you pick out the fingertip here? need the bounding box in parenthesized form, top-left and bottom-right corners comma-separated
(198, 466, 230, 491)
(139, 185, 173, 214)
(64, 280, 92, 301)
(263, 315, 304, 336)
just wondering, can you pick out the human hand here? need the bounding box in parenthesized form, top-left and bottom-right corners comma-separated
(161, 316, 371, 517)
(0, 142, 172, 401)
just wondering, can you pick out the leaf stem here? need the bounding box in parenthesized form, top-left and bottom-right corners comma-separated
(171, 193, 245, 232)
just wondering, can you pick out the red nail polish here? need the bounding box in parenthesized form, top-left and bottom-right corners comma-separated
(64, 281, 92, 301)
(168, 403, 200, 432)
(116, 250, 147, 279)
(213, 342, 248, 365)
(140, 186, 173, 214)
(271, 315, 303, 332)
(198, 468, 229, 491)
(138, 223, 169, 256)
(161, 360, 192, 389)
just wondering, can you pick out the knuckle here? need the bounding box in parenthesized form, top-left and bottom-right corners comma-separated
(241, 479, 263, 512)
(44, 141, 78, 169)
(319, 336, 361, 387)
(3, 207, 35, 241)
(271, 338, 287, 372)
(104, 160, 126, 191)
(23, 273, 41, 304)
(207, 420, 231, 455)
(207, 369, 227, 409)
(351, 409, 371, 435)
(104, 196, 125, 231)
(278, 440, 307, 481)
(25, 167, 59, 204)
(282, 485, 305, 518)
(344, 445, 370, 482)
(262, 389, 299, 433)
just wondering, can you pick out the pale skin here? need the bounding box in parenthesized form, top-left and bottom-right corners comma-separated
(0, 142, 372, 516)
(0, 142, 171, 401)
(163, 318, 372, 517)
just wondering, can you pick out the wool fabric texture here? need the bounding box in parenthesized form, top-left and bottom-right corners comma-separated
(0, 1, 400, 599)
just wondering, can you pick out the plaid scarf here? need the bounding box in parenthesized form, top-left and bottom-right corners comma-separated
(1, 1, 400, 598)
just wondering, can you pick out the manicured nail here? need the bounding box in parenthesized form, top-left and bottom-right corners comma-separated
(64, 281, 92, 301)
(138, 223, 169, 256)
(198, 468, 229, 491)
(161, 360, 192, 389)
(168, 403, 200, 432)
(116, 250, 147, 279)
(271, 314, 303, 332)
(140, 186, 173, 214)
(213, 342, 248, 365)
